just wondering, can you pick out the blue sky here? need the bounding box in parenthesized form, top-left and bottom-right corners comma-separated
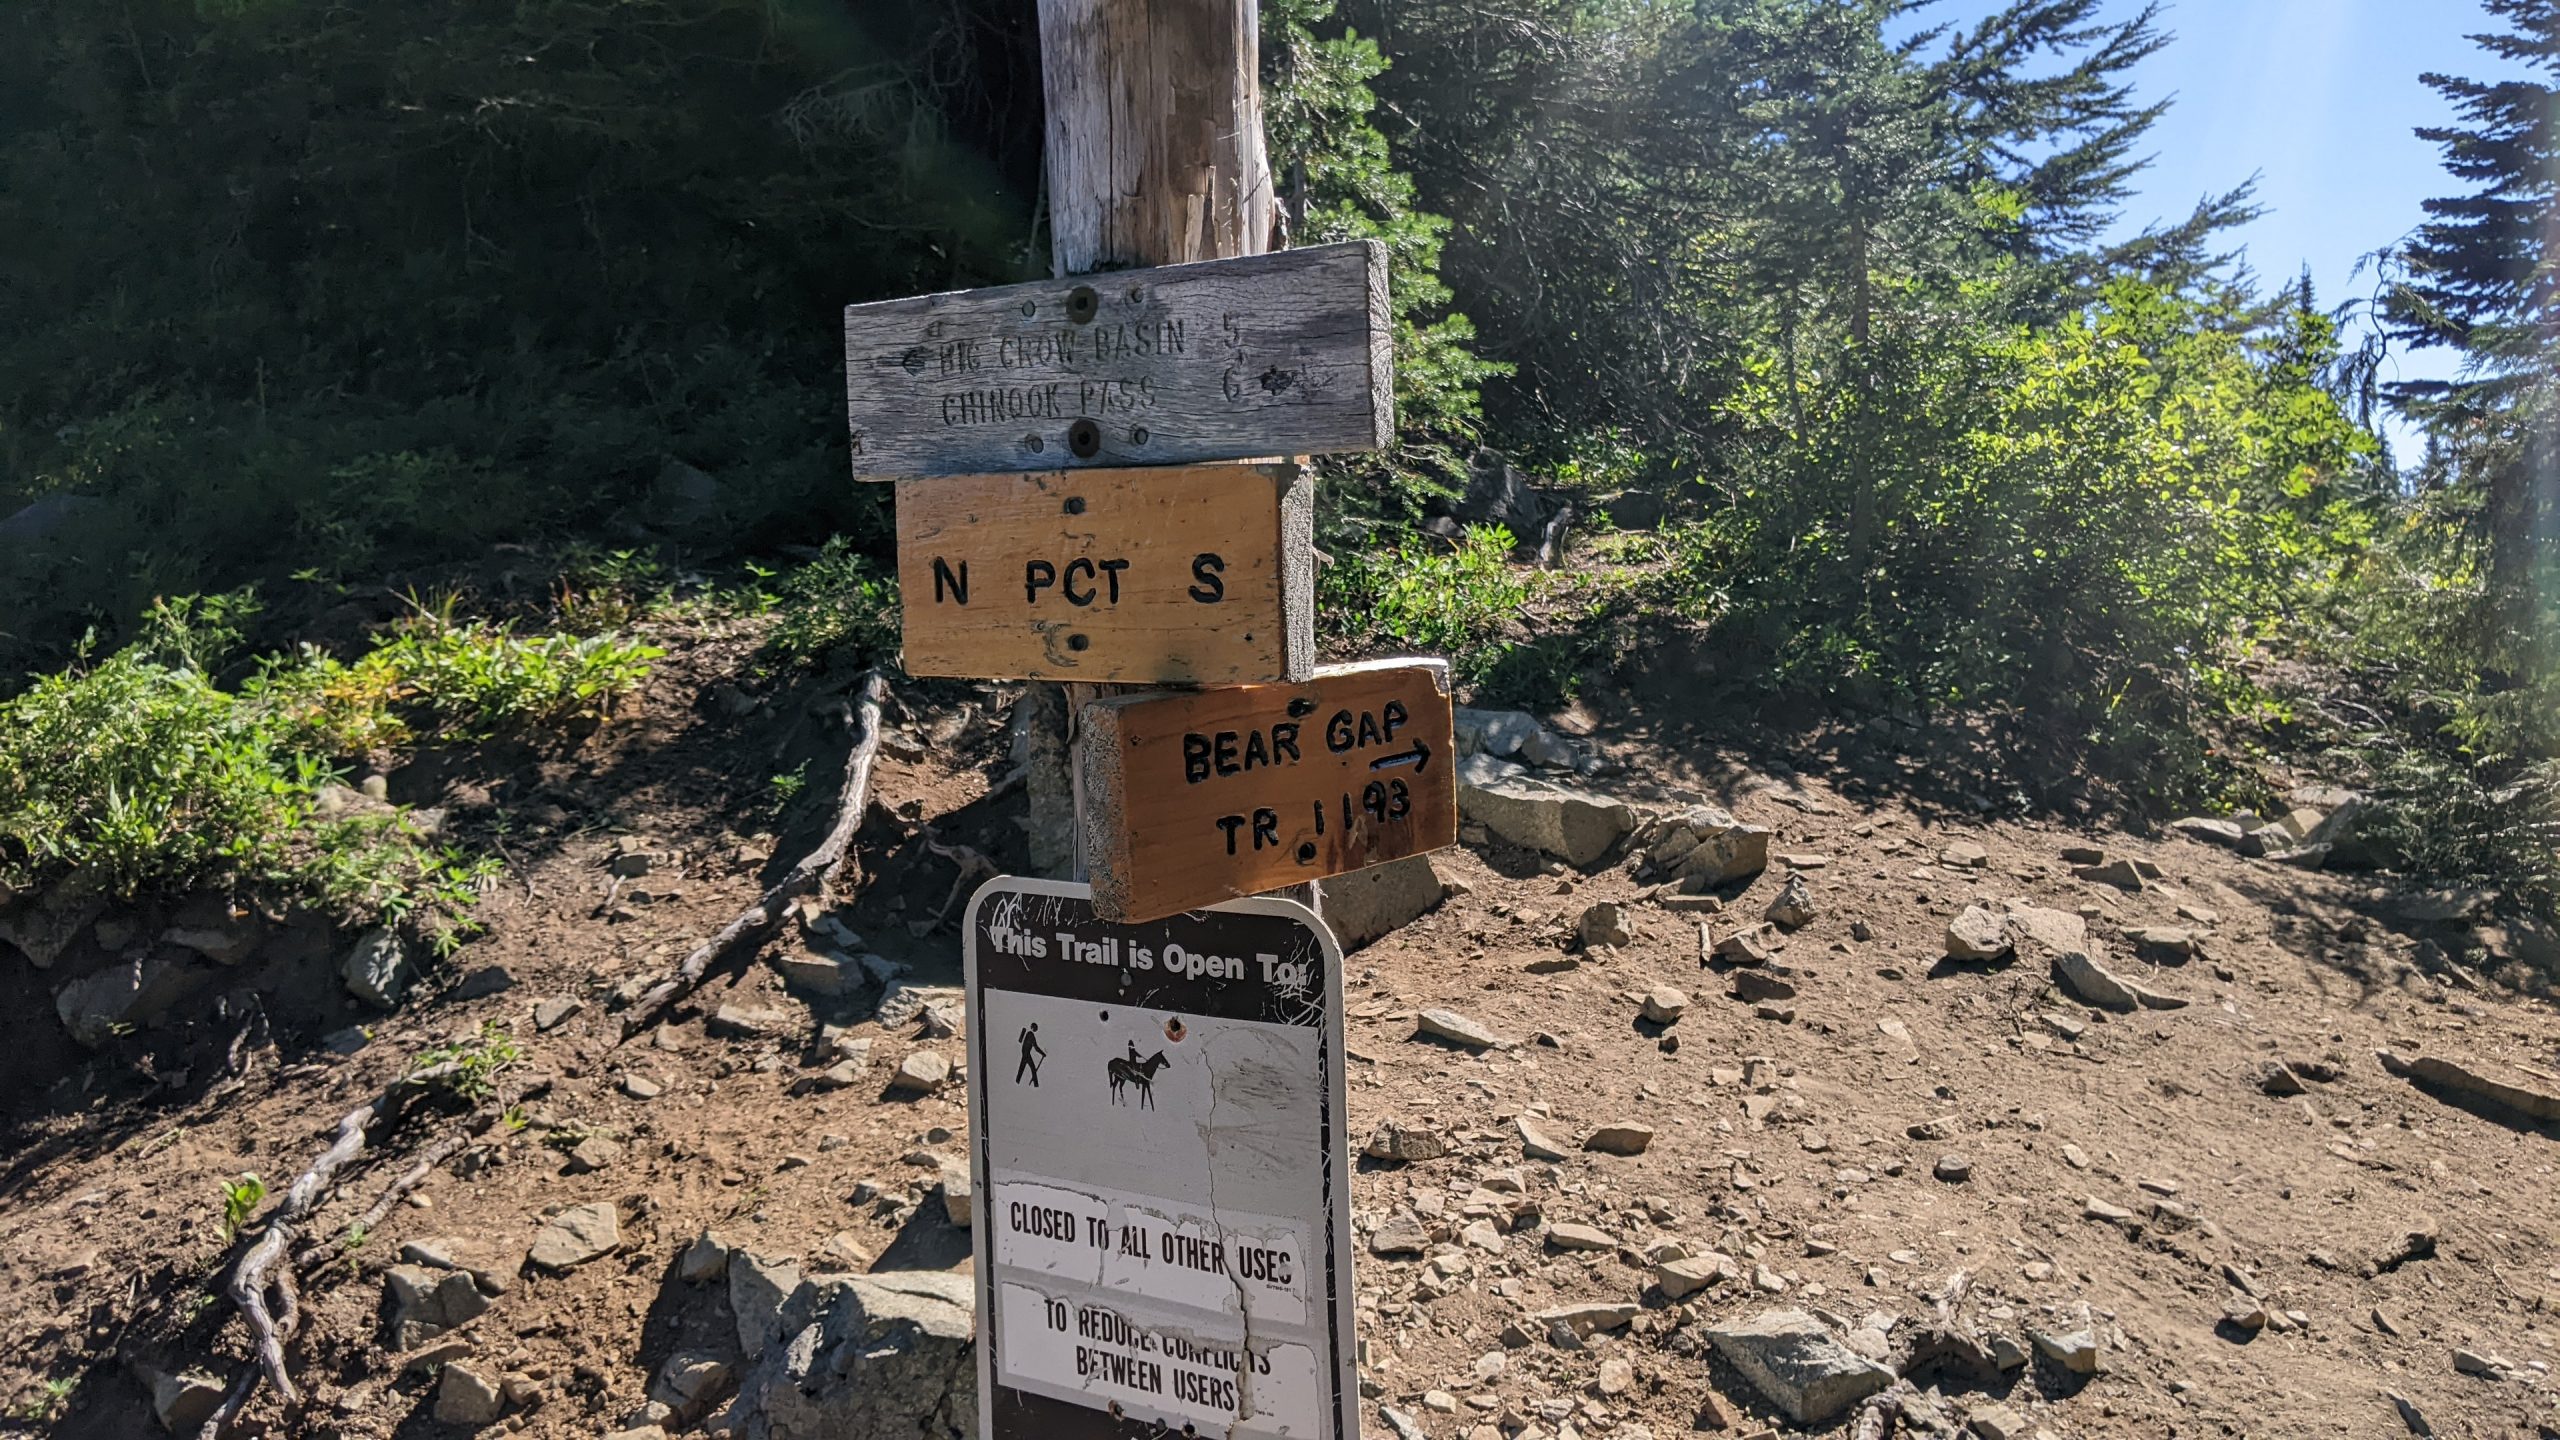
(1905, 0, 2510, 459)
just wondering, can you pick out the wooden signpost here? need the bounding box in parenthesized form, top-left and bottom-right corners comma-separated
(844, 242, 1392, 478)
(896, 464, 1314, 684)
(834, 3, 1468, 1437)
(1076, 661, 1458, 921)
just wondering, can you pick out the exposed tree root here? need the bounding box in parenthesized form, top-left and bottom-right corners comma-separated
(195, 1058, 468, 1438)
(619, 670, 888, 1041)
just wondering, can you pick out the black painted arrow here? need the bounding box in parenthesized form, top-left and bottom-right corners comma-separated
(1369, 740, 1431, 774)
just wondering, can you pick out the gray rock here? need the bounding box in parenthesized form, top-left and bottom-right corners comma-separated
(1455, 708, 1548, 761)
(1655, 1252, 1737, 1300)
(1416, 1008, 1513, 1050)
(1763, 872, 1815, 930)
(139, 1364, 226, 1433)
(526, 1202, 621, 1272)
(565, 1136, 624, 1174)
(2170, 817, 2248, 848)
(1578, 902, 1634, 949)
(709, 1002, 795, 1040)
(159, 893, 263, 966)
(771, 947, 866, 998)
(1939, 840, 1989, 870)
(676, 1231, 733, 1285)
(0, 493, 103, 547)
(731, 1251, 808, 1356)
(2026, 1308, 2106, 1374)
(341, 926, 409, 1009)
(2004, 903, 2087, 953)
(1457, 755, 1636, 866)
(534, 996, 583, 1031)
(2074, 858, 2146, 891)
(2052, 950, 2140, 1012)
(651, 1349, 735, 1417)
(1945, 907, 2011, 962)
(1934, 1154, 1973, 1183)
(1639, 985, 1688, 1024)
(1731, 967, 1798, 1004)
(876, 982, 966, 1032)
(1365, 1122, 1449, 1163)
(1658, 806, 1772, 889)
(939, 1163, 973, 1226)
(1704, 1309, 1894, 1426)
(890, 1050, 952, 1094)
(1380, 1406, 1429, 1440)
(1515, 1116, 1570, 1162)
(1369, 1213, 1430, 1256)
(55, 954, 194, 1048)
(434, 1360, 507, 1425)
(385, 1264, 490, 1350)
(0, 883, 107, 970)
(1583, 1122, 1654, 1156)
(727, 1271, 976, 1440)
(1321, 856, 1450, 950)
(1535, 1300, 1638, 1336)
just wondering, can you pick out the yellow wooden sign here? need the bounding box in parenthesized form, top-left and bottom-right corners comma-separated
(895, 464, 1312, 684)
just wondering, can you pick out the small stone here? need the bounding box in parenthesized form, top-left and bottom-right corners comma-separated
(2223, 1295, 2269, 1332)
(1656, 1253, 1737, 1300)
(940, 1164, 974, 1226)
(533, 997, 582, 1031)
(1596, 1357, 1634, 1396)
(676, 1231, 732, 1284)
(526, 1202, 621, 1271)
(709, 1002, 793, 1040)
(619, 1074, 663, 1101)
(1640, 986, 1689, 1024)
(143, 1366, 227, 1433)
(1906, 1116, 1957, 1142)
(1547, 1222, 1617, 1252)
(1578, 902, 1635, 949)
(1533, 1301, 1638, 1336)
(2083, 1196, 2137, 1225)
(1933, 1154, 1972, 1183)
(2061, 1143, 2090, 1169)
(2452, 1347, 2505, 1378)
(340, 927, 409, 1009)
(1703, 1309, 1893, 1426)
(1517, 1116, 1571, 1162)
(1417, 1008, 1514, 1050)
(1461, 1220, 1505, 1253)
(434, 1361, 507, 1426)
(1713, 925, 1776, 965)
(1370, 1214, 1430, 1256)
(2026, 1316, 2106, 1375)
(1944, 907, 2009, 961)
(890, 1051, 952, 1094)
(564, 1136, 623, 1174)
(2075, 858, 2146, 891)
(1584, 1122, 1654, 1156)
(1366, 1122, 1450, 1163)
(1939, 841, 1990, 869)
(1763, 872, 1816, 930)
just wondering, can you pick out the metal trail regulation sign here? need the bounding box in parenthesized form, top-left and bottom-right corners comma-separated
(962, 876, 1355, 1440)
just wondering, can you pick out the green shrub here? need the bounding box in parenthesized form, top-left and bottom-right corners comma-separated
(1322, 525, 1534, 687)
(251, 618, 661, 754)
(764, 539, 901, 673)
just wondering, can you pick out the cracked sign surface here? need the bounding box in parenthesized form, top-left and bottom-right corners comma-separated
(965, 877, 1354, 1440)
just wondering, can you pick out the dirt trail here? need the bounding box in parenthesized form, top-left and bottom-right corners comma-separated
(2, 624, 2554, 1440)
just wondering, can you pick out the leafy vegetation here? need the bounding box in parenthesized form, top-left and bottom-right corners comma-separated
(0, 0, 2548, 925)
(412, 1023, 525, 1104)
(0, 596, 652, 938)
(218, 1174, 267, 1243)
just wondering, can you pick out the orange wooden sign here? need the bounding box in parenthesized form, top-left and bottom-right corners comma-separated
(1076, 660, 1457, 921)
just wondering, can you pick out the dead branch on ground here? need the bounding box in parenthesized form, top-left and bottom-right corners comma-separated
(619, 670, 888, 1040)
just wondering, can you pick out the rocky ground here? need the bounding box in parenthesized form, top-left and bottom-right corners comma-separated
(3, 620, 2558, 1440)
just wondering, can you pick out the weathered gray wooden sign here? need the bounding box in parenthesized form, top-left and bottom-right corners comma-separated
(964, 876, 1354, 1440)
(844, 241, 1391, 477)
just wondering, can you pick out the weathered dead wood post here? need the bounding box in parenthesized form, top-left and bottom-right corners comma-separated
(1024, 0, 1278, 885)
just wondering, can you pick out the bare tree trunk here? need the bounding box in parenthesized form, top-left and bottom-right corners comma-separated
(1026, 0, 1314, 912)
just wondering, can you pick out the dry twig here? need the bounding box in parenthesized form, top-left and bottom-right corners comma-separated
(619, 670, 888, 1040)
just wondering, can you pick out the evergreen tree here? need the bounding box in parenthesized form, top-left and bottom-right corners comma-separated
(2385, 0, 2558, 664)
